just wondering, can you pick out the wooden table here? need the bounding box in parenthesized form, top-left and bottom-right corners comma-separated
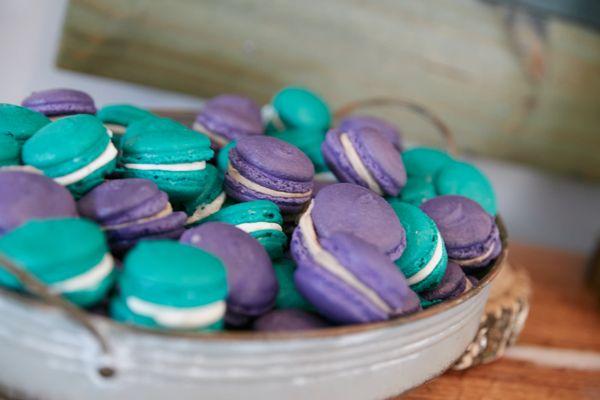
(401, 242, 600, 400)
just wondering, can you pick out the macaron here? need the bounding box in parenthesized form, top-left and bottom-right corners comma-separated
(180, 222, 278, 327)
(435, 161, 497, 215)
(216, 141, 236, 175)
(421, 195, 502, 270)
(224, 135, 314, 214)
(305, 183, 406, 261)
(21, 88, 96, 119)
(396, 177, 437, 206)
(0, 170, 78, 235)
(264, 87, 331, 133)
(118, 118, 214, 204)
(291, 228, 420, 324)
(110, 240, 228, 331)
(253, 309, 330, 332)
(269, 128, 330, 178)
(97, 104, 155, 148)
(273, 256, 314, 311)
(183, 164, 226, 225)
(390, 201, 448, 293)
(0, 133, 20, 166)
(193, 94, 263, 148)
(78, 179, 187, 254)
(338, 115, 403, 152)
(0, 218, 115, 307)
(22, 115, 116, 198)
(419, 262, 472, 308)
(201, 200, 287, 259)
(322, 126, 407, 196)
(402, 147, 453, 179)
(0, 103, 51, 144)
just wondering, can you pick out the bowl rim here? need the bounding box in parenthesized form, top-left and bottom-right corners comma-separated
(0, 217, 507, 342)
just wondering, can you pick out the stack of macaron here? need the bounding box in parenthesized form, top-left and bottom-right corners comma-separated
(0, 86, 503, 333)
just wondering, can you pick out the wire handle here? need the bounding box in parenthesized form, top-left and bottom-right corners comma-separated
(0, 252, 116, 378)
(334, 97, 457, 155)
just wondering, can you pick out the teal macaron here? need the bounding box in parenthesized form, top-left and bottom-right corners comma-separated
(0, 133, 20, 166)
(273, 257, 314, 311)
(184, 164, 226, 225)
(216, 141, 236, 176)
(269, 128, 330, 175)
(21, 114, 117, 198)
(97, 104, 155, 148)
(389, 201, 447, 293)
(402, 147, 454, 179)
(0, 218, 115, 307)
(435, 161, 497, 215)
(110, 240, 228, 331)
(0, 104, 51, 144)
(203, 200, 287, 259)
(118, 117, 214, 204)
(265, 87, 331, 133)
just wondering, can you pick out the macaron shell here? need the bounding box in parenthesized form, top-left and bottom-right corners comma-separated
(97, 104, 154, 126)
(195, 95, 263, 142)
(223, 176, 310, 214)
(183, 164, 224, 216)
(395, 177, 437, 206)
(419, 262, 467, 307)
(106, 211, 187, 242)
(402, 147, 453, 179)
(0, 133, 20, 166)
(0, 104, 51, 144)
(21, 88, 96, 116)
(273, 257, 314, 311)
(339, 115, 402, 151)
(216, 141, 236, 174)
(272, 87, 331, 131)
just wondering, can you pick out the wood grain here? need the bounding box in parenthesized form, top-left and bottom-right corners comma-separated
(57, 0, 600, 179)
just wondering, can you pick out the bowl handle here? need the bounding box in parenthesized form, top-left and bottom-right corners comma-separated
(334, 97, 457, 156)
(0, 252, 116, 378)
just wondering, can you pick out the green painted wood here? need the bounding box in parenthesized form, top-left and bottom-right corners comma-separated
(58, 0, 600, 180)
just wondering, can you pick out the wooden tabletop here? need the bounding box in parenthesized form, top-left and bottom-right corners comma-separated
(401, 242, 600, 400)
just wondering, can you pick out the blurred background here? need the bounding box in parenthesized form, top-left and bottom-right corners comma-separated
(1, 0, 599, 255)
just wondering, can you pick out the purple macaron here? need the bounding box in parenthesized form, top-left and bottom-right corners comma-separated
(291, 228, 420, 325)
(77, 179, 187, 254)
(224, 136, 314, 214)
(322, 126, 406, 196)
(421, 195, 502, 270)
(180, 222, 278, 327)
(193, 94, 263, 148)
(253, 309, 330, 332)
(419, 262, 470, 307)
(0, 170, 78, 235)
(21, 88, 96, 119)
(305, 183, 406, 261)
(338, 115, 403, 151)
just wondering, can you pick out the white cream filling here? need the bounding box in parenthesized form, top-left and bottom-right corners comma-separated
(54, 141, 118, 186)
(260, 104, 285, 131)
(450, 241, 496, 266)
(339, 133, 383, 195)
(298, 201, 392, 313)
(124, 160, 206, 172)
(192, 121, 229, 147)
(103, 123, 125, 135)
(126, 297, 226, 329)
(406, 232, 444, 286)
(186, 192, 227, 225)
(103, 203, 173, 231)
(50, 253, 114, 294)
(228, 164, 312, 199)
(236, 221, 283, 234)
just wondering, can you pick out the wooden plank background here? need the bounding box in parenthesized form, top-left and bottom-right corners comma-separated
(57, 0, 600, 180)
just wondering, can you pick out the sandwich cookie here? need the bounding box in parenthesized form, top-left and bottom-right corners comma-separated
(322, 127, 407, 196)
(253, 309, 330, 332)
(21, 114, 117, 198)
(273, 256, 314, 311)
(224, 136, 314, 214)
(0, 133, 20, 166)
(183, 164, 226, 225)
(291, 225, 421, 324)
(0, 104, 51, 144)
(78, 179, 187, 255)
(419, 262, 473, 308)
(202, 200, 287, 259)
(118, 118, 214, 204)
(97, 104, 154, 148)
(21, 88, 96, 120)
(338, 115, 403, 152)
(181, 222, 278, 327)
(390, 201, 448, 293)
(193, 94, 263, 149)
(0, 218, 115, 307)
(421, 195, 502, 270)
(306, 183, 406, 261)
(268, 128, 331, 180)
(110, 240, 228, 331)
(0, 170, 78, 235)
(263, 87, 331, 133)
